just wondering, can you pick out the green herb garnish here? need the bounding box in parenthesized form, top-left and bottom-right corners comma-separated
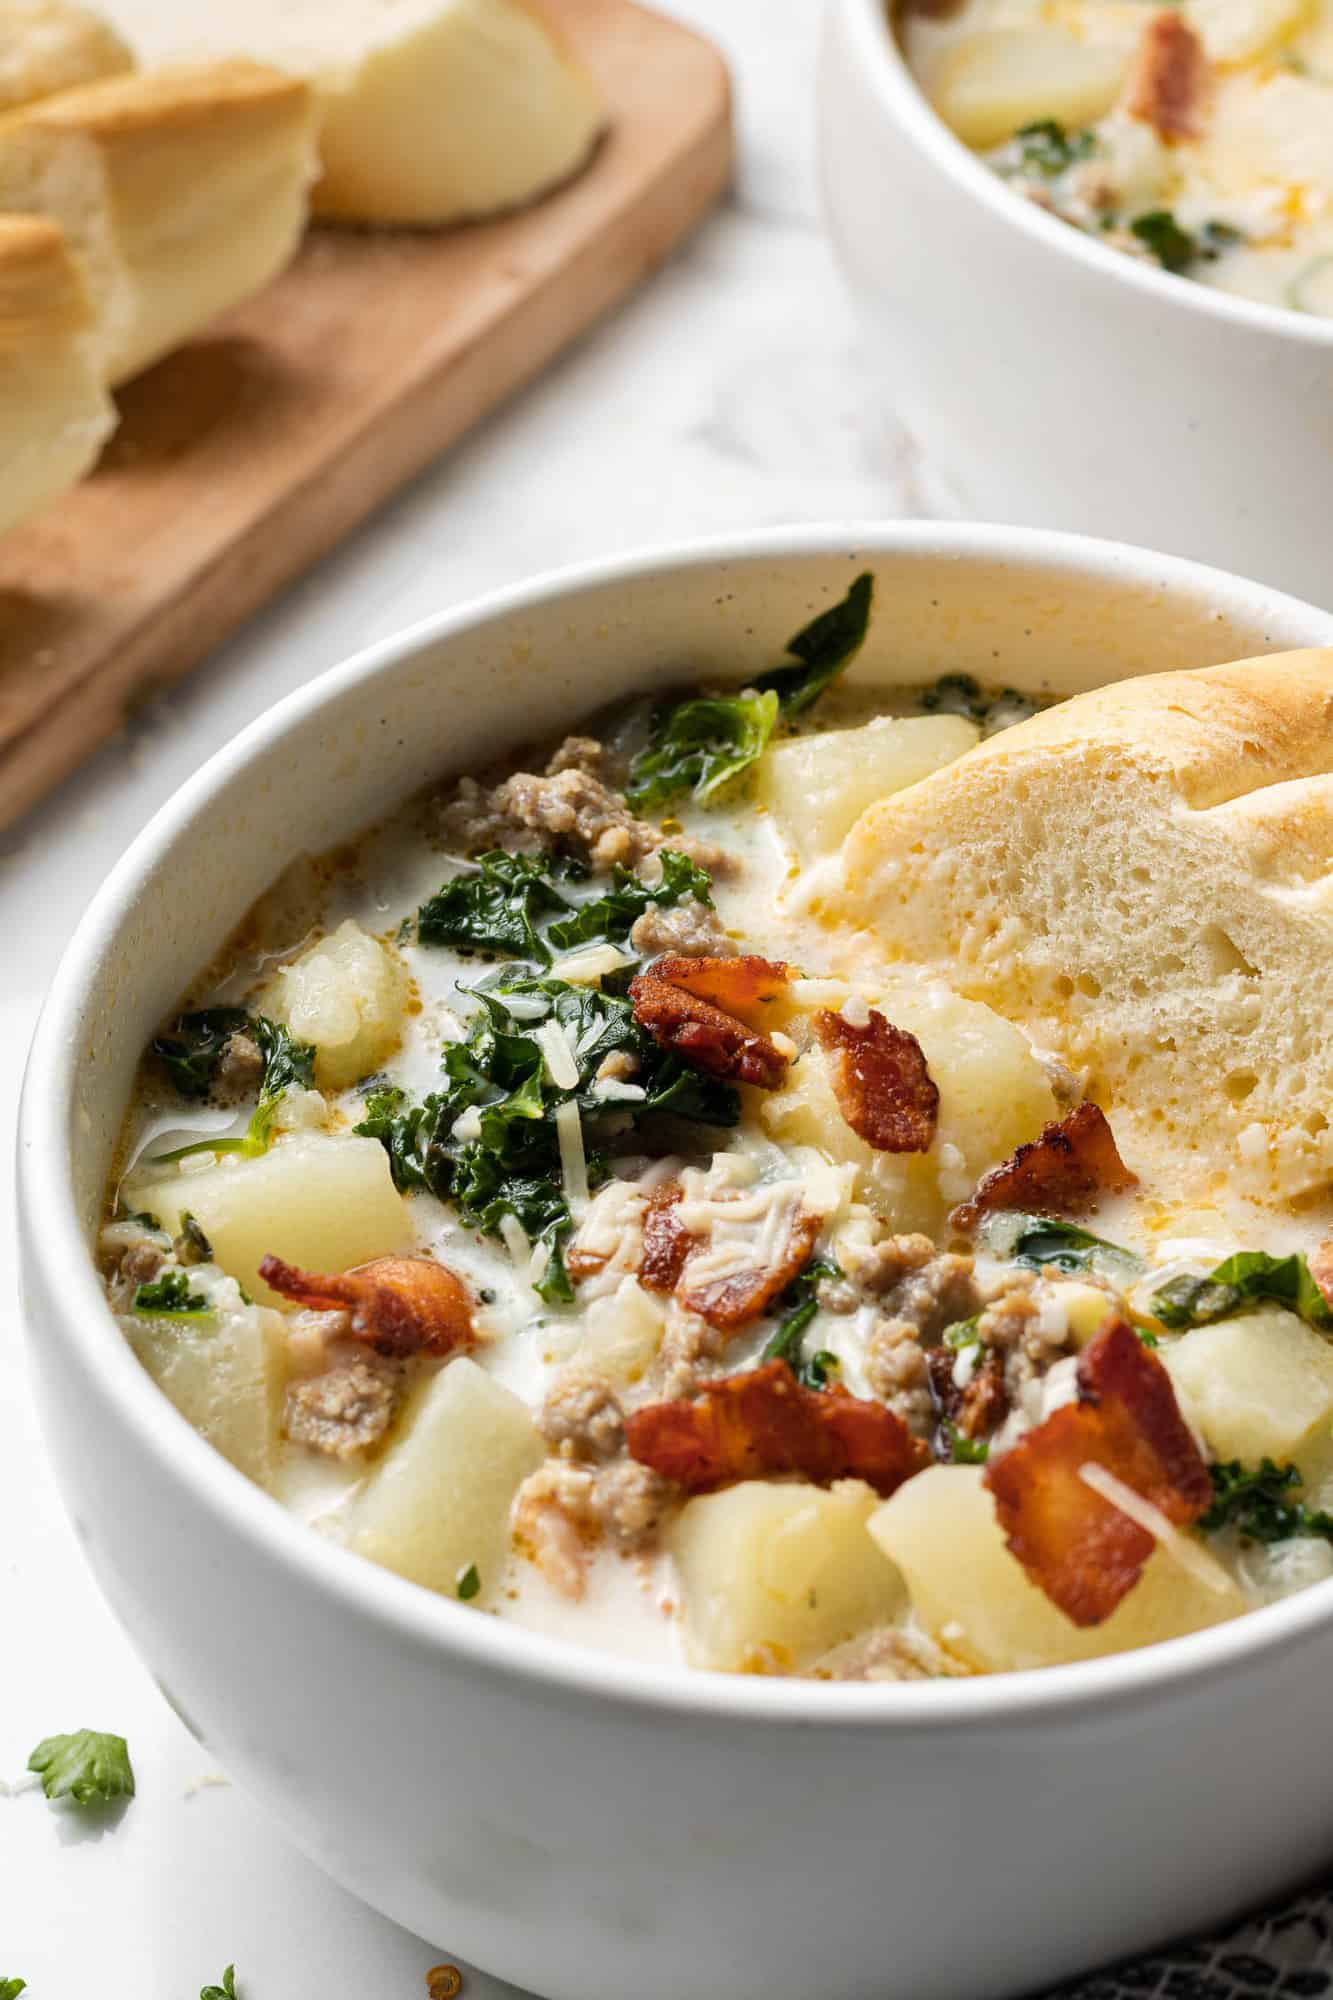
(0, 1979, 26, 1997)
(1152, 1252, 1333, 1334)
(1201, 1459, 1333, 1545)
(1013, 118, 1095, 177)
(131, 1269, 212, 1318)
(944, 1423, 990, 1466)
(456, 1563, 482, 1601)
(200, 1969, 238, 2000)
(981, 1212, 1144, 1284)
(546, 850, 713, 952)
(920, 674, 1035, 732)
(1130, 209, 1199, 273)
(762, 1258, 842, 1390)
(27, 1730, 135, 1807)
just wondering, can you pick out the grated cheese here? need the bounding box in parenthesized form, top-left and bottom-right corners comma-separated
(840, 992, 871, 1029)
(1077, 1462, 1234, 1596)
(555, 1099, 590, 1218)
(536, 1017, 579, 1091)
(451, 1105, 483, 1142)
(592, 1077, 647, 1102)
(551, 943, 633, 986)
(499, 1214, 532, 1266)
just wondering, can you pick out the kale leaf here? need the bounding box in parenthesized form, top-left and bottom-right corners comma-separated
(762, 1258, 841, 1390)
(624, 689, 780, 813)
(752, 571, 875, 717)
(417, 851, 574, 963)
(546, 849, 713, 951)
(1152, 1251, 1333, 1334)
(200, 1970, 239, 2000)
(149, 1013, 315, 1166)
(28, 1729, 135, 1807)
(0, 1979, 25, 1998)
(920, 673, 1036, 732)
(457, 1563, 482, 1601)
(980, 1212, 1144, 1284)
(131, 1270, 212, 1317)
(1128, 209, 1198, 273)
(1012, 118, 1095, 177)
(944, 1424, 990, 1466)
(152, 1007, 252, 1098)
(1201, 1459, 1333, 1545)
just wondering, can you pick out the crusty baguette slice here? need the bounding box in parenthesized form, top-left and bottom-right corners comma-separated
(0, 214, 114, 538)
(839, 652, 1333, 1199)
(99, 0, 605, 225)
(0, 0, 132, 111)
(0, 60, 317, 385)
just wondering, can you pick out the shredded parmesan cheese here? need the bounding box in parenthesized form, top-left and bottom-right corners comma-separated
(1077, 1462, 1233, 1596)
(536, 1017, 579, 1091)
(592, 1077, 647, 1102)
(499, 1214, 532, 1266)
(840, 992, 871, 1029)
(555, 1099, 590, 1218)
(450, 1105, 483, 1142)
(551, 944, 633, 985)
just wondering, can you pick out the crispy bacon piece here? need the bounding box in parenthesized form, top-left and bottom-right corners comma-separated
(259, 1254, 475, 1359)
(927, 1344, 1008, 1446)
(626, 1358, 930, 1498)
(629, 954, 790, 1089)
(984, 1315, 1212, 1626)
(679, 1206, 822, 1330)
(639, 1184, 695, 1294)
(1125, 10, 1208, 140)
(951, 1101, 1136, 1232)
(813, 1008, 939, 1154)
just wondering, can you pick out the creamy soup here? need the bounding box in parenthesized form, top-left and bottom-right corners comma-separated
(100, 579, 1333, 1680)
(898, 0, 1333, 319)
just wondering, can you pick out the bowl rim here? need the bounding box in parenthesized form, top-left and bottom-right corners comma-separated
(838, 0, 1333, 351)
(19, 517, 1333, 1735)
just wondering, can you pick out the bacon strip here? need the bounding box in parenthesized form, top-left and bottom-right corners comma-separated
(1125, 10, 1208, 140)
(984, 1315, 1212, 1626)
(951, 1101, 1136, 1233)
(813, 1008, 939, 1154)
(638, 1184, 695, 1294)
(630, 954, 790, 1089)
(259, 1254, 475, 1359)
(679, 1207, 822, 1330)
(626, 1358, 930, 1498)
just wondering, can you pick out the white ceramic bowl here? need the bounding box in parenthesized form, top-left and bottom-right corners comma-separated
(17, 524, 1333, 2000)
(818, 0, 1333, 610)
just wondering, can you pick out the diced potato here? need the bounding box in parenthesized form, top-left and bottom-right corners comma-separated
(1163, 1308, 1333, 1488)
(128, 1300, 286, 1491)
(572, 1278, 666, 1387)
(1186, 0, 1314, 64)
(670, 1479, 905, 1673)
(869, 1465, 1244, 1673)
(349, 1357, 544, 1603)
(762, 980, 1058, 1233)
(126, 1132, 413, 1305)
(931, 29, 1128, 149)
(261, 918, 407, 1091)
(758, 715, 980, 866)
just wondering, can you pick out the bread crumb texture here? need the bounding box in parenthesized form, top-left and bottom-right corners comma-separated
(840, 652, 1333, 1201)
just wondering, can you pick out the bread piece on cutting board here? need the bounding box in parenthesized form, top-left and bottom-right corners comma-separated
(838, 652, 1333, 1200)
(0, 59, 317, 385)
(98, 0, 605, 225)
(0, 0, 132, 111)
(0, 214, 114, 538)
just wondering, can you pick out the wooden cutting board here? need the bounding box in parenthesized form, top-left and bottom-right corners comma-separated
(0, 0, 731, 833)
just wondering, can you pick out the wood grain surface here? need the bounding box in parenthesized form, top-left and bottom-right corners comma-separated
(0, 0, 732, 831)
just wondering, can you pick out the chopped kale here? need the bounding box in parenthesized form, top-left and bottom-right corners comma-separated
(1129, 209, 1198, 274)
(131, 1270, 212, 1318)
(1201, 1459, 1333, 1545)
(200, 1970, 239, 2000)
(546, 849, 713, 951)
(980, 1212, 1144, 1284)
(761, 1258, 841, 1390)
(28, 1729, 135, 1807)
(0, 1979, 25, 1998)
(944, 1424, 990, 1466)
(752, 571, 875, 717)
(456, 1562, 482, 1601)
(151, 1007, 252, 1098)
(149, 1011, 315, 1165)
(1013, 118, 1095, 178)
(416, 850, 574, 963)
(177, 1211, 214, 1262)
(920, 674, 1036, 733)
(625, 574, 875, 810)
(1152, 1251, 1333, 1334)
(624, 690, 779, 813)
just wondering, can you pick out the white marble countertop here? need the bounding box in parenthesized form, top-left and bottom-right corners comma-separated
(0, 4, 937, 1993)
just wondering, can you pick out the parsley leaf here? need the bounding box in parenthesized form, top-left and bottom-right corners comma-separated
(762, 1258, 841, 1389)
(980, 1212, 1144, 1284)
(1201, 1459, 1333, 1545)
(752, 571, 875, 716)
(1013, 118, 1095, 177)
(546, 850, 713, 952)
(27, 1730, 135, 1807)
(624, 690, 779, 813)
(1153, 1252, 1333, 1334)
(131, 1270, 212, 1318)
(200, 1969, 239, 2000)
(417, 851, 575, 963)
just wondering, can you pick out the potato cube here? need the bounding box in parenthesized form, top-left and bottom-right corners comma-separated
(931, 29, 1128, 148)
(126, 1132, 413, 1305)
(1186, 0, 1314, 63)
(758, 715, 979, 866)
(261, 918, 408, 1091)
(1163, 1308, 1333, 1487)
(670, 1478, 904, 1673)
(349, 1357, 544, 1603)
(869, 1465, 1244, 1673)
(128, 1300, 286, 1491)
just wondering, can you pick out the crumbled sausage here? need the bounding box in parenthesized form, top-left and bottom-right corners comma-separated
(629, 897, 735, 959)
(285, 1358, 399, 1459)
(539, 1368, 626, 1462)
(121, 1241, 165, 1287)
(848, 1234, 982, 1343)
(807, 1626, 975, 1683)
(214, 1031, 266, 1103)
(545, 735, 608, 778)
(591, 1459, 677, 1548)
(865, 1319, 935, 1436)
